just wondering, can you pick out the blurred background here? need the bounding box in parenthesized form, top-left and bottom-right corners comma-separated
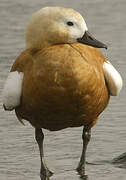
(0, 0, 126, 180)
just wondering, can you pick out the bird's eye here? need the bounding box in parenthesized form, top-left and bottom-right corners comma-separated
(67, 21, 74, 26)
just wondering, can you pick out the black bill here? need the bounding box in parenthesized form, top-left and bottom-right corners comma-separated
(77, 31, 107, 49)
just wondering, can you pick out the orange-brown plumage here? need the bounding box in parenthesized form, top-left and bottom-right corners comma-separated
(11, 43, 109, 131)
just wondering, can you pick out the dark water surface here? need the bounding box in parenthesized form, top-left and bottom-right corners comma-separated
(0, 0, 126, 180)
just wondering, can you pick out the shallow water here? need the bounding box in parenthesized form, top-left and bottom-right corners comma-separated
(0, 0, 126, 180)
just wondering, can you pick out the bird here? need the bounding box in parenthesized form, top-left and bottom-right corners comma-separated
(2, 6, 123, 180)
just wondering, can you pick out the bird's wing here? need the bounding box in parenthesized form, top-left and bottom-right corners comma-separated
(2, 71, 24, 110)
(2, 50, 31, 111)
(103, 61, 123, 96)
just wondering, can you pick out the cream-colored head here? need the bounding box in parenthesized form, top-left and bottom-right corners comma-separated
(26, 6, 88, 50)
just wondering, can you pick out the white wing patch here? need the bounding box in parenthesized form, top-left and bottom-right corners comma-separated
(103, 61, 123, 96)
(2, 71, 24, 110)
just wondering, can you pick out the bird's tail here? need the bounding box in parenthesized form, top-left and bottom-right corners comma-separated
(15, 110, 25, 125)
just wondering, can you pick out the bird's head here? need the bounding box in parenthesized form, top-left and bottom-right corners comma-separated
(26, 6, 107, 50)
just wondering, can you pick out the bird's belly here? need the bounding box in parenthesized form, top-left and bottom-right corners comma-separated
(16, 80, 109, 131)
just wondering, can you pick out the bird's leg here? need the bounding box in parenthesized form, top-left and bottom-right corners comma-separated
(76, 126, 91, 180)
(35, 128, 53, 180)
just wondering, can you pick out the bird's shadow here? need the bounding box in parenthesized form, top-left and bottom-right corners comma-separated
(86, 152, 126, 169)
(111, 152, 126, 169)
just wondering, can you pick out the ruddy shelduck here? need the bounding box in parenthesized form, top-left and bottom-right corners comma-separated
(2, 6, 123, 180)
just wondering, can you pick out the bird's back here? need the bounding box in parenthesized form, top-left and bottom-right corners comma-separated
(12, 43, 109, 131)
